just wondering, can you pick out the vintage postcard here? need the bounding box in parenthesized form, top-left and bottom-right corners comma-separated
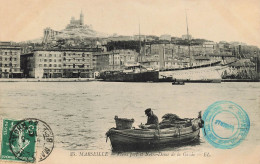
(0, 0, 259, 164)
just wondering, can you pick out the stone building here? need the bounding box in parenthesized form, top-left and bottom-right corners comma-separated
(42, 27, 62, 44)
(109, 49, 138, 70)
(92, 52, 110, 72)
(21, 48, 97, 78)
(0, 42, 23, 78)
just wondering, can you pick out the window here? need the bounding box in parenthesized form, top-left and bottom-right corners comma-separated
(49, 64, 52, 67)
(39, 59, 42, 62)
(54, 54, 56, 57)
(39, 54, 42, 57)
(44, 64, 47, 67)
(54, 59, 56, 62)
(5, 52, 7, 55)
(58, 64, 61, 67)
(59, 59, 62, 62)
(44, 59, 47, 62)
(49, 54, 52, 57)
(39, 64, 42, 67)
(14, 58, 17, 61)
(5, 58, 7, 61)
(82, 54, 85, 57)
(54, 64, 57, 67)
(49, 59, 52, 62)
(63, 52, 66, 56)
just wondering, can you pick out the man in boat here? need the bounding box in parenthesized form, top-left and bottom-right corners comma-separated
(140, 108, 159, 129)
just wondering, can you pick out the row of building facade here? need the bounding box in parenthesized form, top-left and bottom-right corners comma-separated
(1, 41, 258, 79)
(0, 42, 139, 78)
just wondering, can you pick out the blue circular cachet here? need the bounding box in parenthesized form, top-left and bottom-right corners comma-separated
(202, 101, 250, 149)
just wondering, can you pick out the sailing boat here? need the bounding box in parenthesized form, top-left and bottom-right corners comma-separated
(159, 12, 227, 83)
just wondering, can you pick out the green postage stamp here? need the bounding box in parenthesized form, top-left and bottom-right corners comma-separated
(1, 119, 37, 162)
(1, 118, 54, 163)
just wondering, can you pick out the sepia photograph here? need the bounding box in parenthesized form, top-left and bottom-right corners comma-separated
(0, 0, 259, 164)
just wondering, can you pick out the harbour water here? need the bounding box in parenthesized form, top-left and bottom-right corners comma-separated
(0, 82, 259, 152)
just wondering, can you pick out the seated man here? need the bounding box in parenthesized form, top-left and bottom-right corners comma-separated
(140, 108, 159, 129)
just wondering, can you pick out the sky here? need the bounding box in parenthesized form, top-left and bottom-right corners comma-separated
(0, 0, 260, 47)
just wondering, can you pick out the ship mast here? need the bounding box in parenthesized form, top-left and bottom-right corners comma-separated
(138, 23, 143, 71)
(185, 10, 191, 66)
(139, 23, 142, 62)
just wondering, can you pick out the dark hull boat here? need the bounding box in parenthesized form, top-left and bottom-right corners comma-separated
(100, 71, 159, 82)
(99, 63, 159, 82)
(106, 118, 202, 151)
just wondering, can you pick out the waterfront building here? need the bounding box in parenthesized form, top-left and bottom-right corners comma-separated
(92, 52, 110, 72)
(223, 59, 257, 79)
(0, 42, 23, 78)
(109, 49, 138, 70)
(21, 48, 98, 78)
(202, 41, 216, 54)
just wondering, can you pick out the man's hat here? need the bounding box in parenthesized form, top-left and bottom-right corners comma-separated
(145, 108, 152, 114)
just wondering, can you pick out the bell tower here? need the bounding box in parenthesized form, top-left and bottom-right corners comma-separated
(80, 10, 84, 25)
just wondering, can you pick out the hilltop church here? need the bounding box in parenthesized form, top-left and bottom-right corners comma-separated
(66, 11, 85, 29)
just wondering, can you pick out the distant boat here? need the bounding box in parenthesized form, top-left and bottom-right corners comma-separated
(172, 81, 185, 85)
(99, 63, 159, 82)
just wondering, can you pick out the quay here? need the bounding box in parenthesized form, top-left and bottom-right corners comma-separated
(0, 78, 98, 82)
(221, 79, 260, 82)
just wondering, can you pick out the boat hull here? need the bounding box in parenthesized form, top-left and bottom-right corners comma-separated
(159, 65, 224, 81)
(106, 118, 202, 151)
(101, 71, 159, 82)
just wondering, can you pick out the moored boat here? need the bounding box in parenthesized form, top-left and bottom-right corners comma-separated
(100, 63, 159, 82)
(106, 116, 203, 151)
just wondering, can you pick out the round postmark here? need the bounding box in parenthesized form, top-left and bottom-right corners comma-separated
(202, 101, 250, 149)
(9, 118, 54, 162)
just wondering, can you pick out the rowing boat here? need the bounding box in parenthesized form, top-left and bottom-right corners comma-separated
(106, 117, 203, 151)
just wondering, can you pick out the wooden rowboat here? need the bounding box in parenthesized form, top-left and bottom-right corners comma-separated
(106, 118, 203, 151)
